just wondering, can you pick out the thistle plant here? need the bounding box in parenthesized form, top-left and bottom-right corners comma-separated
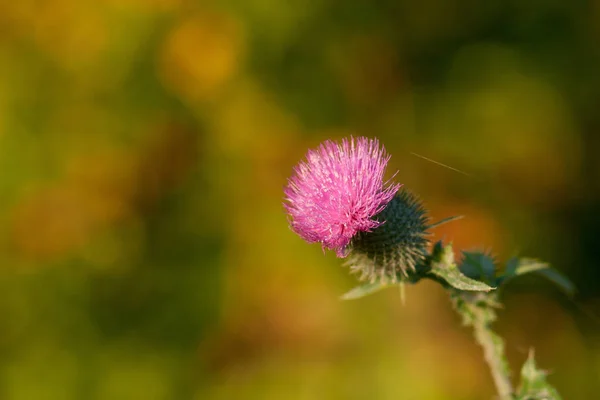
(284, 136, 574, 400)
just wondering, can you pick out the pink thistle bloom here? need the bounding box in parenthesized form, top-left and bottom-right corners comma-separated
(284, 137, 401, 257)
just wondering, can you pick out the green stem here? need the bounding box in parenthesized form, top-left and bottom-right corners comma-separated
(449, 290, 514, 399)
(473, 321, 513, 399)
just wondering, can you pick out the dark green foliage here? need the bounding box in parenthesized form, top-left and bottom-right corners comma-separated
(345, 190, 429, 283)
(499, 258, 575, 296)
(460, 251, 497, 285)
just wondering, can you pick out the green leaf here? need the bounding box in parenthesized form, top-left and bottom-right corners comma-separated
(431, 266, 495, 292)
(429, 243, 495, 292)
(533, 268, 576, 296)
(516, 349, 562, 400)
(500, 258, 575, 296)
(340, 281, 395, 300)
(511, 258, 549, 275)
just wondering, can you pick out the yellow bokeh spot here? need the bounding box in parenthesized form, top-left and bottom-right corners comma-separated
(159, 12, 244, 102)
(101, 0, 181, 12)
(5, 0, 108, 71)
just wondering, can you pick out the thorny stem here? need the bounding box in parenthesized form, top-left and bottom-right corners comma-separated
(473, 321, 513, 400)
(449, 290, 514, 400)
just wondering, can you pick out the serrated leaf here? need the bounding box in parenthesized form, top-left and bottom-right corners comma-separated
(516, 349, 562, 400)
(340, 281, 394, 300)
(430, 266, 495, 292)
(430, 243, 495, 292)
(501, 258, 575, 296)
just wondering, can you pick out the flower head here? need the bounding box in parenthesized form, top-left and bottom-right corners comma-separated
(284, 137, 400, 257)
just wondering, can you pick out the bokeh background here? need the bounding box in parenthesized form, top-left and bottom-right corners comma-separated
(0, 0, 599, 399)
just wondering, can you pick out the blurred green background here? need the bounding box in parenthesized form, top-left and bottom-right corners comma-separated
(0, 0, 599, 399)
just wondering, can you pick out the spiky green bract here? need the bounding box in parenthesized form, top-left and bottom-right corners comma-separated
(344, 190, 429, 283)
(460, 251, 497, 285)
(516, 350, 562, 400)
(430, 242, 495, 292)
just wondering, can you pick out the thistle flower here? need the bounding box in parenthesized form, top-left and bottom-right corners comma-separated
(285, 139, 569, 400)
(284, 137, 400, 257)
